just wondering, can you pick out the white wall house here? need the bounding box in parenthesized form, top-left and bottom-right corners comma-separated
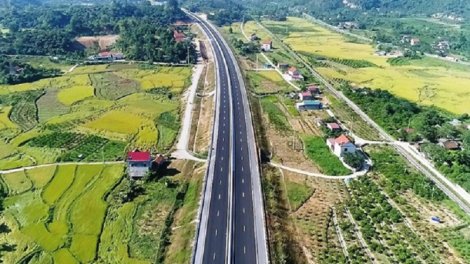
(326, 134, 356, 157)
(261, 41, 272, 51)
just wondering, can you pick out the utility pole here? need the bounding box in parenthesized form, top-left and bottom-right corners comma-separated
(187, 45, 190, 64)
(256, 54, 259, 71)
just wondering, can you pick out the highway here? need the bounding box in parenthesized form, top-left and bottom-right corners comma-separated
(188, 11, 268, 264)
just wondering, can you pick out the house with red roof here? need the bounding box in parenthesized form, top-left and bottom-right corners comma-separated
(127, 150, 152, 179)
(299, 91, 313, 101)
(326, 134, 356, 157)
(261, 40, 272, 51)
(307, 85, 321, 94)
(286, 67, 304, 81)
(327, 123, 342, 131)
(91, 51, 124, 61)
(174, 30, 186, 43)
(411, 38, 420, 46)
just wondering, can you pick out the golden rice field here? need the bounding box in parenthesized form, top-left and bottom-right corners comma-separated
(0, 64, 191, 170)
(57, 86, 95, 105)
(0, 107, 18, 130)
(116, 67, 191, 91)
(262, 17, 470, 114)
(0, 164, 154, 264)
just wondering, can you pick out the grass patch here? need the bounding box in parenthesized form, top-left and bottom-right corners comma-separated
(260, 96, 291, 131)
(303, 136, 350, 175)
(285, 180, 314, 210)
(25, 165, 57, 188)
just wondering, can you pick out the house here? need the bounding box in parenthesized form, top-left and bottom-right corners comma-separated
(286, 67, 304, 81)
(338, 22, 359, 30)
(411, 38, 420, 46)
(92, 52, 124, 61)
(438, 140, 460, 150)
(437, 40, 450, 50)
(326, 134, 356, 157)
(277, 63, 289, 70)
(449, 119, 462, 127)
(127, 150, 152, 179)
(299, 91, 313, 101)
(307, 85, 321, 94)
(327, 123, 342, 131)
(174, 30, 186, 43)
(154, 154, 166, 166)
(401, 35, 410, 44)
(296, 100, 322, 111)
(315, 118, 324, 127)
(261, 40, 272, 52)
(264, 62, 272, 69)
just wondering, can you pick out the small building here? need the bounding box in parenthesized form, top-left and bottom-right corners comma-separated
(401, 35, 410, 44)
(437, 40, 450, 50)
(286, 67, 304, 81)
(264, 62, 272, 69)
(315, 118, 324, 127)
(327, 123, 341, 131)
(261, 40, 272, 52)
(296, 100, 322, 111)
(174, 30, 186, 43)
(299, 91, 313, 101)
(449, 119, 462, 127)
(92, 52, 124, 61)
(411, 38, 420, 46)
(277, 63, 289, 70)
(307, 85, 321, 94)
(250, 33, 259, 41)
(127, 151, 152, 179)
(326, 134, 356, 157)
(438, 140, 460, 150)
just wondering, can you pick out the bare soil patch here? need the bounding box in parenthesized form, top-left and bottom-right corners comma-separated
(74, 35, 119, 51)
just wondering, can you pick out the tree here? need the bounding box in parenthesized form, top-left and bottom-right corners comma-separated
(343, 153, 363, 169)
(229, 27, 233, 34)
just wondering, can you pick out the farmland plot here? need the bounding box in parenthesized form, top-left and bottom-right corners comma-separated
(36, 90, 70, 123)
(262, 17, 470, 113)
(91, 72, 141, 100)
(0, 164, 123, 264)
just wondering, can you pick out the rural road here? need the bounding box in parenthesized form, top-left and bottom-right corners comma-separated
(256, 18, 470, 215)
(188, 11, 269, 264)
(172, 61, 207, 163)
(240, 21, 300, 91)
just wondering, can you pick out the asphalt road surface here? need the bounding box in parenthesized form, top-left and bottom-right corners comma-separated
(190, 13, 264, 264)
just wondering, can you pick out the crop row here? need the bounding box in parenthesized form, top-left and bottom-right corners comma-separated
(348, 177, 440, 264)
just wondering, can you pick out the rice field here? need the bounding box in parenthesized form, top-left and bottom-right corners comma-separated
(57, 86, 95, 105)
(262, 17, 470, 114)
(115, 67, 191, 92)
(0, 164, 123, 264)
(0, 64, 191, 170)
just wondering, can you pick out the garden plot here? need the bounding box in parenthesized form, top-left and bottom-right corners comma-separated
(284, 170, 350, 263)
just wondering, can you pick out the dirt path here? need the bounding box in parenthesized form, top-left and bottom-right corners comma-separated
(0, 161, 124, 175)
(269, 162, 368, 179)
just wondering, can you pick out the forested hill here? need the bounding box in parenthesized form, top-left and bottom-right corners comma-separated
(340, 0, 470, 16)
(250, 0, 470, 19)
